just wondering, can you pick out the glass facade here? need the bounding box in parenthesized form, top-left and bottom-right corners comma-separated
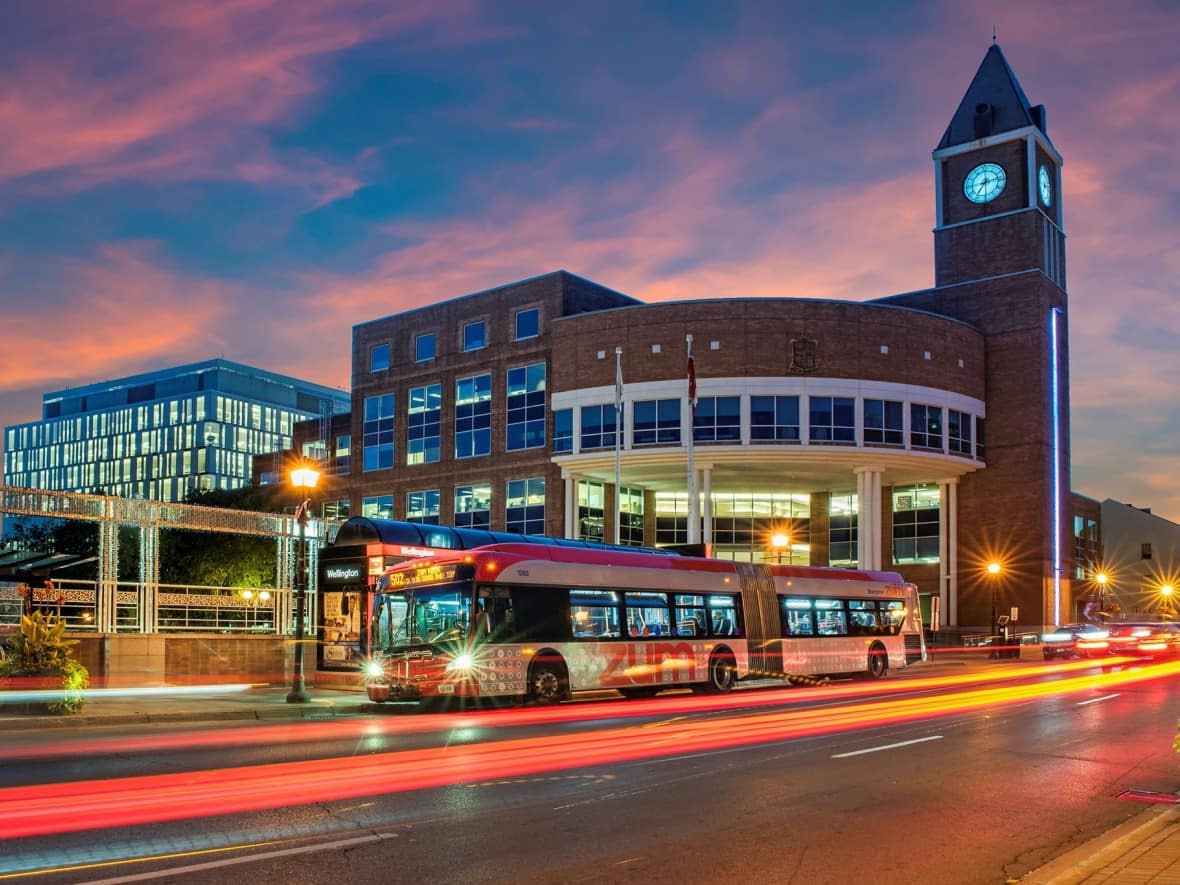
(407, 384, 442, 465)
(891, 483, 941, 564)
(506, 477, 545, 534)
(455, 483, 491, 529)
(2, 359, 346, 502)
(506, 363, 546, 451)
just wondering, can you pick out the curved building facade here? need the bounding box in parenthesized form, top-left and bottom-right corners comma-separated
(345, 44, 1098, 633)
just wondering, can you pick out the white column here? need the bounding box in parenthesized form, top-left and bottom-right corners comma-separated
(562, 470, 578, 539)
(854, 466, 884, 571)
(701, 466, 713, 544)
(941, 478, 960, 626)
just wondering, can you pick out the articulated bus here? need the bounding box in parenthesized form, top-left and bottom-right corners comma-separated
(365, 543, 926, 707)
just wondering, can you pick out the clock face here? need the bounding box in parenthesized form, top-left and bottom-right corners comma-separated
(964, 163, 1006, 203)
(1039, 164, 1052, 206)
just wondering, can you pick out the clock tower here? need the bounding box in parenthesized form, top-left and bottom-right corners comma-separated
(933, 43, 1065, 290)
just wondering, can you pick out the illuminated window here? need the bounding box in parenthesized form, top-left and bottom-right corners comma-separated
(829, 492, 858, 567)
(455, 483, 491, 529)
(578, 480, 605, 542)
(506, 477, 545, 534)
(362, 494, 393, 518)
(892, 484, 940, 564)
(407, 489, 440, 524)
(407, 384, 441, 465)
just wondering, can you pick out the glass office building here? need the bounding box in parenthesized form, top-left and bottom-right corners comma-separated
(3, 359, 349, 502)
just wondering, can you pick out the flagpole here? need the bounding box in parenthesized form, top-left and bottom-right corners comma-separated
(614, 346, 623, 545)
(686, 334, 698, 544)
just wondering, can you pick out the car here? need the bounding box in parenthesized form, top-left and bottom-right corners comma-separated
(1041, 623, 1109, 659)
(1075, 621, 1180, 659)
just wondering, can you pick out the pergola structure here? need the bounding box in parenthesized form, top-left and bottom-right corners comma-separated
(0, 484, 331, 633)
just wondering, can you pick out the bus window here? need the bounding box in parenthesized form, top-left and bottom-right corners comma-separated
(372, 594, 409, 652)
(815, 599, 847, 636)
(626, 591, 670, 637)
(783, 597, 814, 636)
(707, 595, 740, 637)
(673, 594, 707, 637)
(848, 599, 880, 635)
(570, 589, 621, 638)
(883, 600, 906, 635)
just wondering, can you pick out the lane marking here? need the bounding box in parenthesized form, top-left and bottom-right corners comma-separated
(53, 832, 402, 884)
(1076, 693, 1120, 706)
(831, 735, 943, 758)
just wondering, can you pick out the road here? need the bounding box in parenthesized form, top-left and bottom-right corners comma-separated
(1, 656, 1178, 884)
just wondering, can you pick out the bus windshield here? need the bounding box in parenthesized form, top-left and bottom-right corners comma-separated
(372, 584, 471, 651)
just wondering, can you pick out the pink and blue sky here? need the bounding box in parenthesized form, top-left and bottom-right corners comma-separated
(0, 1, 1177, 519)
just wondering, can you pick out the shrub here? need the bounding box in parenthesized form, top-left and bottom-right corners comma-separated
(0, 611, 89, 714)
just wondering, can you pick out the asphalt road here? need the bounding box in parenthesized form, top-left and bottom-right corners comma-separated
(2, 656, 1178, 885)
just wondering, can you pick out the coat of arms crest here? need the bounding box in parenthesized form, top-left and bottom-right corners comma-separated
(790, 337, 818, 373)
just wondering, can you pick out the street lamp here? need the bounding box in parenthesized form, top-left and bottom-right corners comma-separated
(1159, 583, 1174, 618)
(987, 561, 1002, 642)
(287, 463, 320, 704)
(1094, 571, 1109, 618)
(771, 532, 791, 564)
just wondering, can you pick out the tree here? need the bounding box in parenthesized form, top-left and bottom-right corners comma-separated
(158, 485, 281, 589)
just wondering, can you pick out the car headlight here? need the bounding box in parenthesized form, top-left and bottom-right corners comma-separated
(445, 652, 475, 673)
(365, 660, 386, 679)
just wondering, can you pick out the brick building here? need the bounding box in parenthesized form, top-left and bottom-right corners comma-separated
(277, 44, 1099, 633)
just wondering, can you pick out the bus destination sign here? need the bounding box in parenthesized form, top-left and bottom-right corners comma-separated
(385, 563, 459, 589)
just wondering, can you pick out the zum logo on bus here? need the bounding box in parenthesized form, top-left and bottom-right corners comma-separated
(599, 641, 697, 686)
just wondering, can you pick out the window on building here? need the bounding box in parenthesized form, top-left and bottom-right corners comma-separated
(578, 480, 605, 542)
(515, 308, 540, 341)
(976, 417, 986, 461)
(911, 404, 943, 450)
(407, 384, 442, 465)
(370, 343, 390, 373)
(633, 399, 680, 446)
(455, 483, 491, 529)
(809, 396, 855, 443)
(322, 499, 350, 520)
(694, 396, 740, 442)
(362, 394, 394, 472)
(829, 492, 858, 567)
(712, 492, 810, 563)
(407, 489, 440, 524)
(654, 493, 688, 547)
(553, 408, 573, 454)
(463, 321, 486, 352)
(506, 477, 545, 534)
(455, 373, 492, 459)
(333, 434, 351, 475)
(892, 484, 940, 564)
(362, 494, 393, 518)
(863, 399, 903, 445)
(619, 486, 645, 546)
(948, 409, 972, 455)
(750, 395, 800, 442)
(506, 362, 546, 451)
(580, 404, 619, 450)
(415, 332, 436, 362)
(1142, 542, 1153, 561)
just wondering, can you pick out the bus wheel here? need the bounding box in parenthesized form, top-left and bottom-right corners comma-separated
(528, 661, 568, 705)
(866, 643, 889, 679)
(702, 651, 737, 693)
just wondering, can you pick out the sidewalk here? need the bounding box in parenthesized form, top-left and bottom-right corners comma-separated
(2, 678, 1178, 883)
(0, 682, 371, 731)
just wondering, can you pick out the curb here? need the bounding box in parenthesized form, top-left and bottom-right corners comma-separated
(1019, 803, 1180, 884)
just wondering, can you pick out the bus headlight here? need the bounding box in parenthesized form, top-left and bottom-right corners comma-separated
(365, 660, 386, 679)
(445, 652, 475, 673)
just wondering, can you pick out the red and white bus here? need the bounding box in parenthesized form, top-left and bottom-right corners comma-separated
(364, 542, 926, 706)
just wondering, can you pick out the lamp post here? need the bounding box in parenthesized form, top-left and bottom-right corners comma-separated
(1160, 583, 1176, 619)
(287, 463, 320, 704)
(987, 561, 1001, 643)
(1094, 571, 1108, 617)
(771, 532, 791, 564)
